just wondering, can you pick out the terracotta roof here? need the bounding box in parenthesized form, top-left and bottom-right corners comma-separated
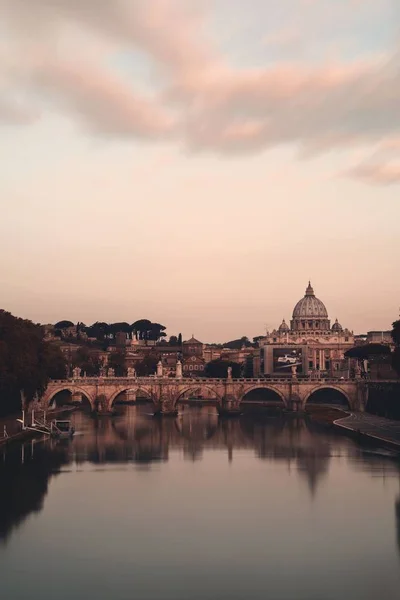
(183, 336, 202, 344)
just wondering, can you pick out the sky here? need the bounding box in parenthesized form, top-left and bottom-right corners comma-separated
(0, 0, 399, 342)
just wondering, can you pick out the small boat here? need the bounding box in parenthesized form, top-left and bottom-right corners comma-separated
(50, 420, 75, 439)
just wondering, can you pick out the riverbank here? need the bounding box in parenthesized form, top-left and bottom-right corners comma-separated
(306, 405, 400, 449)
(333, 412, 400, 449)
(0, 406, 76, 447)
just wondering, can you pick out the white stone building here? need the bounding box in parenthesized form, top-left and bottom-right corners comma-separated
(254, 282, 354, 377)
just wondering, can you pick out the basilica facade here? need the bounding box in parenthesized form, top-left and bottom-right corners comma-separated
(254, 282, 354, 377)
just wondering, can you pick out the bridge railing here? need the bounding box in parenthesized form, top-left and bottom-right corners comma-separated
(48, 376, 358, 385)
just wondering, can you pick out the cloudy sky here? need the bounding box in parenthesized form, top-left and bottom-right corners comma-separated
(0, 0, 399, 341)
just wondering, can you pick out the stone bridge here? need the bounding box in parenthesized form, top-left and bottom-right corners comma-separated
(40, 375, 368, 415)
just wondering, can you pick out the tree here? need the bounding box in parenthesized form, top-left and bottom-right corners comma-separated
(205, 360, 241, 378)
(135, 355, 158, 376)
(85, 322, 110, 341)
(108, 350, 127, 376)
(345, 344, 391, 360)
(0, 310, 67, 416)
(391, 320, 400, 375)
(131, 319, 152, 341)
(54, 320, 74, 329)
(42, 344, 68, 380)
(131, 319, 167, 342)
(73, 347, 102, 376)
(222, 336, 253, 349)
(169, 335, 178, 346)
(178, 333, 182, 345)
(108, 322, 131, 339)
(253, 336, 264, 345)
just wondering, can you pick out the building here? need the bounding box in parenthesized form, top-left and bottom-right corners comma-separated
(183, 355, 206, 376)
(254, 282, 355, 377)
(202, 346, 223, 363)
(367, 331, 393, 346)
(183, 336, 204, 358)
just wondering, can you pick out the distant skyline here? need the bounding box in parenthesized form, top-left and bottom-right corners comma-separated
(0, 1, 399, 342)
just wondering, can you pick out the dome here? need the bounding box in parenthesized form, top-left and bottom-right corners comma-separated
(332, 318, 343, 332)
(292, 282, 328, 319)
(278, 319, 290, 332)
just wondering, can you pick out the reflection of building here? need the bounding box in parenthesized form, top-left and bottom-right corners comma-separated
(254, 282, 354, 377)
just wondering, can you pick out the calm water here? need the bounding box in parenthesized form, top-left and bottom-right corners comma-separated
(1, 404, 400, 600)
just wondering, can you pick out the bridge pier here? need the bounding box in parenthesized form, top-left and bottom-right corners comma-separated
(154, 403, 178, 417)
(217, 394, 242, 417)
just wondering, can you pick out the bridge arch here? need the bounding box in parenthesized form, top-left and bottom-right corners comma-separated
(175, 385, 222, 406)
(304, 386, 351, 408)
(45, 386, 95, 410)
(239, 385, 287, 406)
(108, 387, 156, 409)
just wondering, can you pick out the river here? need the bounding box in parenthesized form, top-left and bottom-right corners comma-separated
(1, 404, 400, 600)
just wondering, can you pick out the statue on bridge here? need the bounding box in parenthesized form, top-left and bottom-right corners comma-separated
(227, 366, 232, 380)
(99, 366, 106, 377)
(72, 366, 81, 379)
(107, 367, 115, 377)
(175, 360, 182, 379)
(127, 366, 136, 378)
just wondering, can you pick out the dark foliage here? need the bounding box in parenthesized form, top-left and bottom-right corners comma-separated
(391, 320, 400, 375)
(135, 355, 158, 376)
(108, 350, 127, 377)
(131, 320, 167, 341)
(72, 347, 102, 376)
(345, 344, 392, 359)
(222, 336, 253, 349)
(204, 359, 242, 378)
(0, 310, 67, 416)
(54, 320, 74, 329)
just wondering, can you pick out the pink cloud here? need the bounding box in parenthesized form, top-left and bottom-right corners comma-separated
(1, 0, 399, 183)
(346, 137, 400, 184)
(24, 56, 175, 138)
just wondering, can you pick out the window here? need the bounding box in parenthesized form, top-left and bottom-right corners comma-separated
(345, 337, 349, 342)
(200, 365, 204, 370)
(309, 361, 313, 369)
(189, 365, 193, 370)
(194, 365, 198, 370)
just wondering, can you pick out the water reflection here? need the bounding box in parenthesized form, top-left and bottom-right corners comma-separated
(1, 404, 400, 562)
(0, 440, 69, 543)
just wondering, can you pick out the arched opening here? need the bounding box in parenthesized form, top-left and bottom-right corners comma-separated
(48, 389, 92, 411)
(176, 386, 220, 407)
(109, 388, 154, 409)
(306, 388, 350, 408)
(241, 388, 285, 406)
(240, 387, 285, 415)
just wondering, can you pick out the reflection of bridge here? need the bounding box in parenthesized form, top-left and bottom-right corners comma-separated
(40, 375, 368, 414)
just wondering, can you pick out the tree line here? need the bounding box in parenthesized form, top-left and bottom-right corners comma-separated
(54, 319, 187, 346)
